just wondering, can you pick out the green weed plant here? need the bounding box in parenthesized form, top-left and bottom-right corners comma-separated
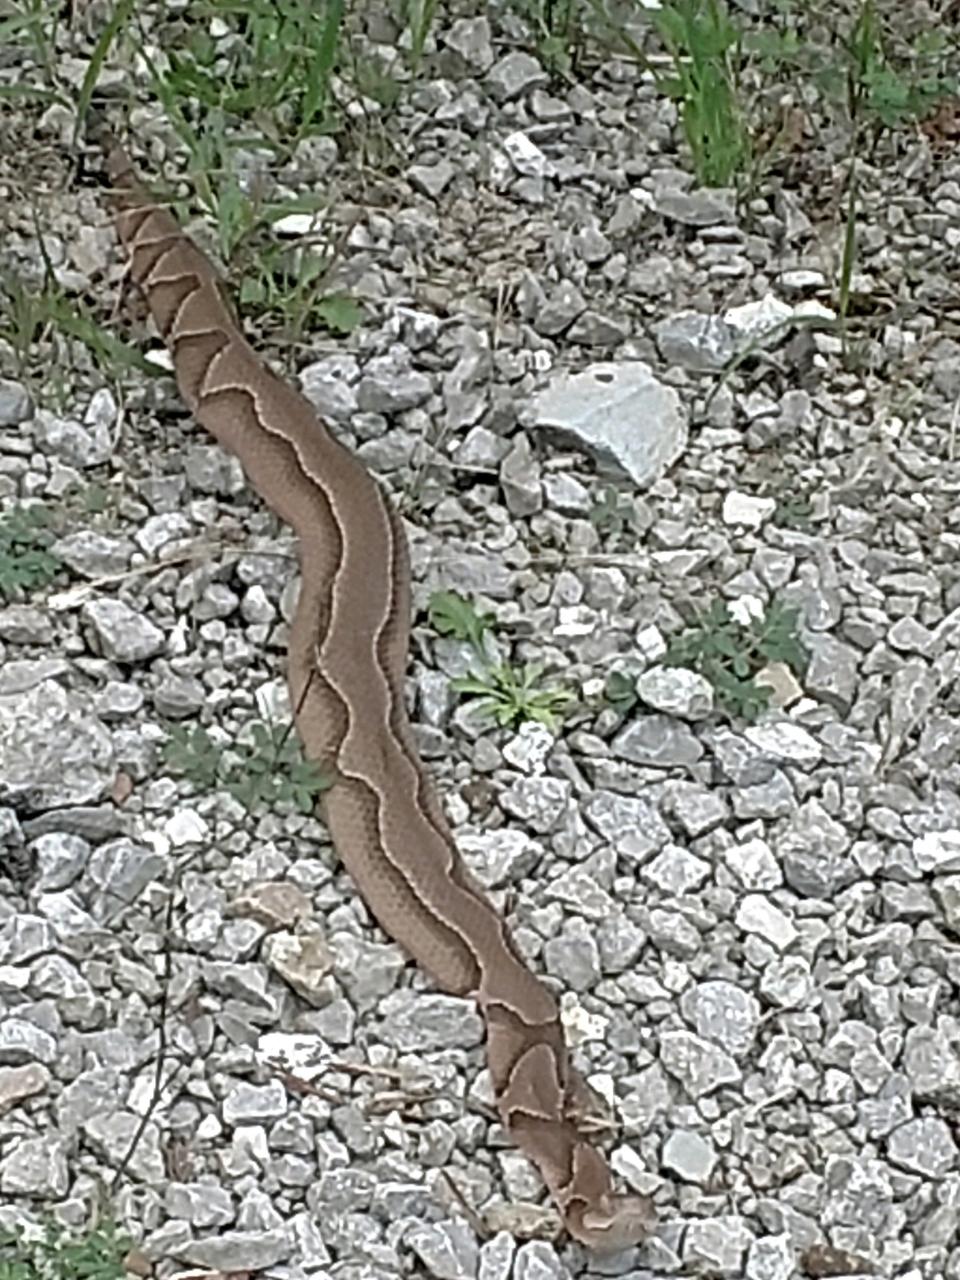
(428, 589, 572, 732)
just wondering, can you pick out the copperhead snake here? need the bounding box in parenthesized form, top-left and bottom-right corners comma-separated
(104, 144, 655, 1251)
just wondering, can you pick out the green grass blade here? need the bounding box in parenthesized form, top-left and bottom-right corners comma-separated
(0, 83, 62, 103)
(73, 0, 139, 144)
(302, 0, 345, 133)
(51, 298, 165, 379)
(407, 0, 439, 74)
(838, 155, 858, 350)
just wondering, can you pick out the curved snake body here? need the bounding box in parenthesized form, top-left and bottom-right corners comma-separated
(106, 147, 655, 1250)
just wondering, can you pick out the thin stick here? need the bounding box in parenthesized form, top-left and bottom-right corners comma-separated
(440, 1171, 490, 1240)
(109, 884, 176, 1192)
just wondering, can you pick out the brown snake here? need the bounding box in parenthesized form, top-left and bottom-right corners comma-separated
(105, 145, 655, 1250)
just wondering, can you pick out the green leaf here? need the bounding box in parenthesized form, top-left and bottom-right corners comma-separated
(451, 675, 498, 697)
(162, 724, 222, 789)
(314, 293, 363, 334)
(491, 698, 518, 727)
(239, 278, 266, 306)
(604, 670, 638, 713)
(452, 661, 570, 732)
(428, 590, 493, 652)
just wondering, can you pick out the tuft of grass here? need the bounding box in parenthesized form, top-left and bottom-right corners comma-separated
(154, 0, 347, 145)
(399, 0, 441, 74)
(635, 0, 957, 293)
(236, 240, 365, 343)
(0, 505, 61, 601)
(843, 0, 955, 134)
(665, 596, 808, 721)
(428, 589, 572, 732)
(0, 0, 65, 105)
(1, 260, 161, 406)
(72, 0, 140, 144)
(0, 1218, 131, 1280)
(652, 0, 751, 188)
(745, 2, 953, 355)
(117, 36, 362, 345)
(453, 662, 573, 733)
(162, 720, 331, 813)
(830, 2, 953, 362)
(512, 0, 583, 78)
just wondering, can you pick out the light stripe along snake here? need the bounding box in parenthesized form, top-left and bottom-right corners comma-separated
(104, 142, 655, 1251)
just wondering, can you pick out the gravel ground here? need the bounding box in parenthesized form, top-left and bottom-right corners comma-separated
(2, 4, 960, 1279)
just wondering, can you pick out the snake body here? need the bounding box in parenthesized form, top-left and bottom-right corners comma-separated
(106, 147, 654, 1250)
